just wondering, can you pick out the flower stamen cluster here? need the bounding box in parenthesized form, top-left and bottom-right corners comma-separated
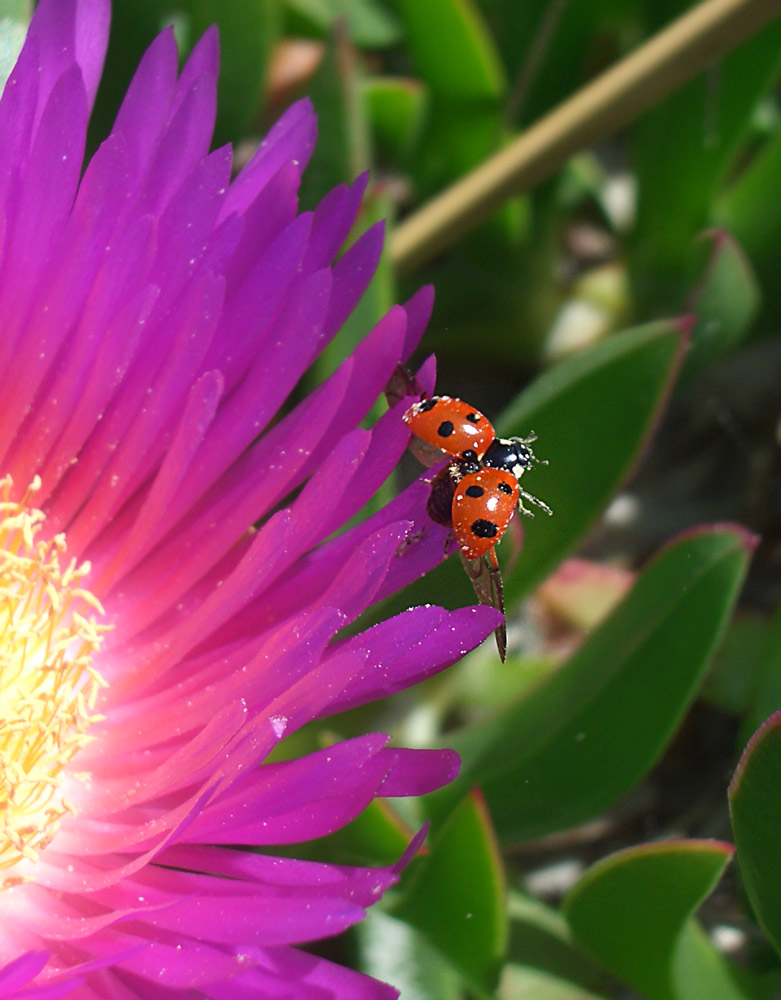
(0, 476, 108, 888)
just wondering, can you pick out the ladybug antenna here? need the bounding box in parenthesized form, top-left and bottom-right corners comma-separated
(517, 432, 549, 466)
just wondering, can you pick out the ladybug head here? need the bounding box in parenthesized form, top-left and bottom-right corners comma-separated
(482, 433, 545, 480)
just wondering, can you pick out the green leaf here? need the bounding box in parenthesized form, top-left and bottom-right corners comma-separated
(564, 841, 751, 1000)
(498, 966, 610, 1000)
(498, 320, 686, 602)
(715, 124, 781, 271)
(392, 0, 505, 101)
(283, 0, 403, 48)
(365, 76, 428, 163)
(393, 790, 507, 993)
(298, 24, 371, 211)
(506, 891, 606, 994)
(703, 612, 772, 720)
(0, 0, 30, 92)
(630, 16, 781, 304)
(682, 231, 760, 378)
(743, 607, 781, 741)
(356, 910, 463, 1000)
(730, 713, 781, 960)
(430, 525, 753, 842)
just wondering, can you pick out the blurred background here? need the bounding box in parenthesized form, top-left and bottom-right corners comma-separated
(12, 0, 780, 995)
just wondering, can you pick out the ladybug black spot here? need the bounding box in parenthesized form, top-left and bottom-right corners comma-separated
(497, 481, 513, 496)
(465, 485, 485, 498)
(437, 420, 455, 438)
(470, 519, 499, 539)
(466, 412, 480, 423)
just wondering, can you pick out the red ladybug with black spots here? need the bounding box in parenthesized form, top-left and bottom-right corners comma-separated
(402, 393, 552, 659)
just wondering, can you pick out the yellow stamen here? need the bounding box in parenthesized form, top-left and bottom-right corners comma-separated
(0, 476, 109, 889)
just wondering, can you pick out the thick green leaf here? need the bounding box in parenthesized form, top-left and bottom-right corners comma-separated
(393, 790, 507, 993)
(630, 16, 781, 304)
(703, 612, 772, 720)
(564, 841, 751, 1000)
(505, 891, 606, 994)
(365, 76, 428, 163)
(357, 910, 462, 1000)
(0, 0, 30, 17)
(0, 0, 30, 92)
(682, 231, 760, 378)
(730, 713, 781, 959)
(283, 0, 403, 47)
(485, 0, 637, 128)
(298, 25, 371, 211)
(430, 525, 753, 842)
(498, 966, 609, 1000)
(715, 125, 781, 272)
(743, 608, 781, 741)
(392, 0, 505, 101)
(498, 320, 686, 602)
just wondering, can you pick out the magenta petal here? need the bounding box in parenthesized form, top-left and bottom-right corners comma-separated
(174, 26, 219, 107)
(72, 0, 111, 108)
(400, 284, 435, 359)
(203, 950, 399, 1000)
(222, 160, 301, 296)
(0, 67, 88, 424)
(95, 370, 224, 590)
(187, 735, 394, 843)
(25, 0, 109, 118)
(378, 748, 461, 796)
(111, 29, 179, 173)
(221, 98, 316, 219)
(324, 221, 384, 337)
(0, 953, 49, 994)
(304, 173, 368, 270)
(329, 605, 503, 713)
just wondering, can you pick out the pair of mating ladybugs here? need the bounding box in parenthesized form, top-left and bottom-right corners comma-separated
(401, 390, 552, 659)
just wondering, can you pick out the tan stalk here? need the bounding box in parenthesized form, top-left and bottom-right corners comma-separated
(391, 0, 781, 273)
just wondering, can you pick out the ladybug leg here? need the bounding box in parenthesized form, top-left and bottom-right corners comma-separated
(443, 530, 458, 557)
(384, 363, 428, 408)
(457, 548, 507, 661)
(517, 487, 553, 518)
(486, 548, 507, 661)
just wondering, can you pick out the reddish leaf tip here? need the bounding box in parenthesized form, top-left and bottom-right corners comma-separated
(667, 521, 759, 553)
(674, 313, 698, 337)
(729, 710, 781, 799)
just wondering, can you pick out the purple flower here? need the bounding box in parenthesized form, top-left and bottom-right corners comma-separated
(0, 0, 500, 996)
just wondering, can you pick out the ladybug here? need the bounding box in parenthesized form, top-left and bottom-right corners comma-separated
(403, 392, 552, 660)
(402, 395, 496, 461)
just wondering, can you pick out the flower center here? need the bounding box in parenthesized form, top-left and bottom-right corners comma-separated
(0, 476, 108, 888)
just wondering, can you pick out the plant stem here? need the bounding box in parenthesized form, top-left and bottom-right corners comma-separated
(390, 0, 781, 273)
